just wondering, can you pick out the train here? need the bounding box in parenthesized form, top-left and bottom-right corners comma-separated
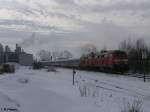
(43, 50, 129, 73)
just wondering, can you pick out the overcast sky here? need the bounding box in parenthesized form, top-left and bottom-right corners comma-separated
(0, 0, 150, 56)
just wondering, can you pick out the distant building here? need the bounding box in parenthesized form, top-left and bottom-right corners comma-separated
(0, 54, 4, 64)
(0, 44, 4, 64)
(5, 45, 11, 52)
(0, 43, 33, 66)
(19, 53, 33, 66)
(0, 44, 3, 52)
(4, 52, 18, 63)
(15, 44, 22, 53)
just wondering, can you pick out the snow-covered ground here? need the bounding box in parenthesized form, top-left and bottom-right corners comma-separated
(0, 67, 150, 112)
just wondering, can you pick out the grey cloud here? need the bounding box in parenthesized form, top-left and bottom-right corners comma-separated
(0, 1, 38, 17)
(0, 0, 150, 57)
(140, 10, 150, 18)
(0, 1, 79, 23)
(20, 20, 141, 57)
(0, 19, 60, 31)
(82, 1, 150, 12)
(54, 0, 76, 5)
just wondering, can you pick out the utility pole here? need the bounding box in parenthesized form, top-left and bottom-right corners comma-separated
(73, 68, 76, 86)
(142, 51, 147, 82)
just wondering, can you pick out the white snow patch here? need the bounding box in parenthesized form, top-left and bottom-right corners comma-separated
(0, 67, 150, 112)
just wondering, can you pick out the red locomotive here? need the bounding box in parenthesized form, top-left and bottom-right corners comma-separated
(79, 50, 129, 72)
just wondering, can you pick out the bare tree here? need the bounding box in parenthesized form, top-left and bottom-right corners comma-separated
(118, 38, 133, 54)
(37, 50, 52, 61)
(63, 50, 72, 59)
(52, 50, 73, 61)
(80, 43, 97, 55)
(52, 51, 59, 61)
(119, 38, 149, 73)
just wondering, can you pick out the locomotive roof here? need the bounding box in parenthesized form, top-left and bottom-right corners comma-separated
(98, 50, 126, 55)
(80, 50, 126, 58)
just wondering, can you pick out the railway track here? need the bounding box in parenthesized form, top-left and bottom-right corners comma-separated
(124, 73, 150, 80)
(78, 66, 150, 80)
(55, 65, 150, 81)
(76, 74, 150, 101)
(75, 67, 150, 80)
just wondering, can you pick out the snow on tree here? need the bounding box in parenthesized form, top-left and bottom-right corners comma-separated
(37, 50, 52, 61)
(52, 50, 73, 61)
(118, 38, 149, 72)
(61, 50, 72, 59)
(80, 43, 97, 55)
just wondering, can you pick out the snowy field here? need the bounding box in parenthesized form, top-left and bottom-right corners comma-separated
(0, 67, 150, 112)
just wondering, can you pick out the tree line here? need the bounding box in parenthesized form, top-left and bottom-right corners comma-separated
(119, 38, 150, 73)
(37, 50, 73, 61)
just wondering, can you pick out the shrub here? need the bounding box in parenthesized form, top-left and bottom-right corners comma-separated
(122, 100, 143, 112)
(32, 61, 43, 69)
(47, 66, 57, 72)
(78, 81, 99, 97)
